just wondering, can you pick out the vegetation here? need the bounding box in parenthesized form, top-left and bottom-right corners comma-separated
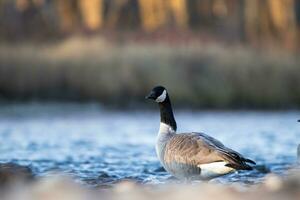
(0, 37, 299, 109)
(0, 0, 299, 50)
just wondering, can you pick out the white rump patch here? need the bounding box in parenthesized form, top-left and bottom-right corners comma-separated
(156, 90, 167, 103)
(198, 162, 235, 178)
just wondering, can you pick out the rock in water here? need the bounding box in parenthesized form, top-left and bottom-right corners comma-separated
(0, 163, 34, 186)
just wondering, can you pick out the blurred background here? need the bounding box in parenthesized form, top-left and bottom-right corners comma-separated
(0, 0, 300, 188)
(0, 0, 299, 109)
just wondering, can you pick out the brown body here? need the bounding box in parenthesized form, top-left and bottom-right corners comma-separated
(157, 130, 254, 180)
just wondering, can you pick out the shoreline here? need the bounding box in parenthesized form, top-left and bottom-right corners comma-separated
(1, 169, 300, 200)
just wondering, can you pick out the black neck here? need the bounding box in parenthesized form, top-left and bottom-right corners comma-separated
(158, 95, 177, 131)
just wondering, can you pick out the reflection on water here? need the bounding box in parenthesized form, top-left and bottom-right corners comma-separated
(0, 103, 299, 187)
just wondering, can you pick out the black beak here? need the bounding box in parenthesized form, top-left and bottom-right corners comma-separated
(145, 91, 156, 100)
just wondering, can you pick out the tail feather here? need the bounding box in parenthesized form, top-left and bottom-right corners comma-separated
(219, 151, 255, 171)
(225, 163, 253, 170)
(213, 142, 256, 171)
(243, 158, 256, 165)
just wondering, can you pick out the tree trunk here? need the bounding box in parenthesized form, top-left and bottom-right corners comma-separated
(56, 0, 78, 33)
(78, 0, 103, 31)
(167, 0, 188, 28)
(138, 0, 167, 31)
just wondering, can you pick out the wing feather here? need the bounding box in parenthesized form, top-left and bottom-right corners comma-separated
(164, 132, 255, 170)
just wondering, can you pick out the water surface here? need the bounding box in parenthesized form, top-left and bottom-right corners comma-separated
(0, 103, 299, 187)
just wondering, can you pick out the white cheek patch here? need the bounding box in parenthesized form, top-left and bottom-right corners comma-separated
(156, 90, 167, 103)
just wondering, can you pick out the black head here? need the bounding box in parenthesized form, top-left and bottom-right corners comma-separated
(298, 119, 300, 122)
(145, 86, 168, 103)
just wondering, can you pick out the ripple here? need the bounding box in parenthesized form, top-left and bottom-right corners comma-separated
(0, 103, 299, 186)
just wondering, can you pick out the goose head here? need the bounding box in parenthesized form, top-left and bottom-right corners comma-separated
(145, 86, 168, 103)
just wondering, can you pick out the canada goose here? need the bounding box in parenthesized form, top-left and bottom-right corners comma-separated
(146, 86, 255, 180)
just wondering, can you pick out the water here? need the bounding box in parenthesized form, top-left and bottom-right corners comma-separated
(0, 103, 299, 187)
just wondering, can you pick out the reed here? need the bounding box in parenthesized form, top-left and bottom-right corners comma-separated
(0, 37, 299, 109)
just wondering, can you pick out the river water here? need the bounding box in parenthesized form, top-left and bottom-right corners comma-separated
(0, 103, 299, 187)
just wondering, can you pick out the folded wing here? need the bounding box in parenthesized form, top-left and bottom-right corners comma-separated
(164, 132, 255, 170)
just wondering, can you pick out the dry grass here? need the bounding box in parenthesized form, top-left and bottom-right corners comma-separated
(0, 36, 299, 109)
